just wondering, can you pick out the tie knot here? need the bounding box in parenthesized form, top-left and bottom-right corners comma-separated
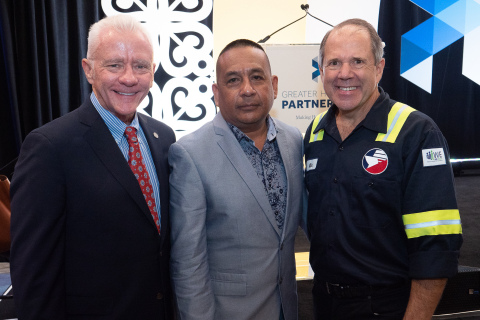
(125, 126, 138, 143)
(125, 127, 137, 141)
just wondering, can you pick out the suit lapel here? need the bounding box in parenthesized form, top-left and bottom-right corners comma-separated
(213, 113, 281, 237)
(79, 102, 157, 232)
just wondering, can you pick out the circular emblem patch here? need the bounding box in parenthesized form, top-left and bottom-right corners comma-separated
(362, 148, 388, 175)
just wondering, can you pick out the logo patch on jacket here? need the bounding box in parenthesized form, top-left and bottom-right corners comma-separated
(306, 159, 318, 171)
(363, 148, 388, 174)
(422, 148, 446, 167)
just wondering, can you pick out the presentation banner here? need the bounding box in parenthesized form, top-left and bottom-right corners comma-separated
(263, 44, 331, 134)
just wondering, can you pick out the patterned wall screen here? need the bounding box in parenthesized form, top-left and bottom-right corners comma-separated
(102, 0, 216, 138)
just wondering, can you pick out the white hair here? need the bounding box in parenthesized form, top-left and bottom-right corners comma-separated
(86, 14, 153, 60)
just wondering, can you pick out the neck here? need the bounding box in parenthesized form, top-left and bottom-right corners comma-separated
(336, 89, 380, 140)
(240, 119, 269, 151)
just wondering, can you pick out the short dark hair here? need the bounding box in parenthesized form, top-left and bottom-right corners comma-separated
(216, 39, 272, 78)
(319, 18, 384, 68)
(218, 39, 266, 57)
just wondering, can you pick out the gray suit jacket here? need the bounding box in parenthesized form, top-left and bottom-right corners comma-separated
(169, 112, 305, 320)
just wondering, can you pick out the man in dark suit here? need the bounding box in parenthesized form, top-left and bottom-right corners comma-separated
(10, 14, 175, 319)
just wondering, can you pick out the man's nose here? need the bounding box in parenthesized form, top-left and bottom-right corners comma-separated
(119, 65, 139, 86)
(338, 62, 354, 78)
(240, 79, 255, 96)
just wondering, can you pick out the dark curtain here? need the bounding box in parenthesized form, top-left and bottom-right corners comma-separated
(0, 0, 103, 177)
(378, 0, 480, 161)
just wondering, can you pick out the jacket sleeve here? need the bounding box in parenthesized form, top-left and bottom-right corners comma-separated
(168, 142, 215, 320)
(402, 122, 463, 279)
(10, 131, 67, 319)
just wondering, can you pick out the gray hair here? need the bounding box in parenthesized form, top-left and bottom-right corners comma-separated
(86, 14, 153, 60)
(319, 18, 384, 68)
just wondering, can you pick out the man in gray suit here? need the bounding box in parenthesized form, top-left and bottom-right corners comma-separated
(169, 39, 305, 320)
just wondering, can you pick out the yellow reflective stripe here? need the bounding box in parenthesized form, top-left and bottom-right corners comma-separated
(376, 102, 416, 143)
(403, 209, 462, 239)
(403, 209, 460, 225)
(309, 111, 327, 143)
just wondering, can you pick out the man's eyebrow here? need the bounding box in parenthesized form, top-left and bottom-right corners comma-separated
(224, 68, 266, 77)
(133, 59, 152, 65)
(103, 58, 124, 64)
(325, 58, 339, 63)
(225, 70, 241, 77)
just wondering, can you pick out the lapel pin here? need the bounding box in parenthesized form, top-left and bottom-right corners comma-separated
(154, 132, 159, 139)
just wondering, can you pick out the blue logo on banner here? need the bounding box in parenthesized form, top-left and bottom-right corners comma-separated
(312, 56, 321, 83)
(401, 0, 480, 93)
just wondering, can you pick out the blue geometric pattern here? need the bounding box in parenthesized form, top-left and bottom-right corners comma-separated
(401, 0, 480, 93)
(411, 0, 459, 14)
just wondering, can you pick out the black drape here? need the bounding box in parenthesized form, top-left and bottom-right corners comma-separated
(378, 0, 480, 162)
(0, 0, 103, 176)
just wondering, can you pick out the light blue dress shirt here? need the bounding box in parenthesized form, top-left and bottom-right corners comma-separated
(90, 93, 161, 226)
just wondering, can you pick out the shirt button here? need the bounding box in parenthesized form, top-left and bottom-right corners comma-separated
(156, 293, 164, 300)
(333, 178, 338, 183)
(339, 146, 344, 151)
(329, 210, 334, 216)
(368, 181, 374, 187)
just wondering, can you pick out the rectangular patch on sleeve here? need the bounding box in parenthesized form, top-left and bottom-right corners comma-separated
(306, 159, 318, 171)
(422, 148, 447, 167)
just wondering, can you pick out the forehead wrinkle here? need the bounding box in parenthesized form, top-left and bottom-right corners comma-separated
(103, 58, 124, 63)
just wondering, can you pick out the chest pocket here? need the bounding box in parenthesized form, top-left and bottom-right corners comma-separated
(349, 176, 402, 228)
(347, 102, 415, 228)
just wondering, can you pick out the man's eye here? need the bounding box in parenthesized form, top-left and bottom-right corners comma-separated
(227, 78, 238, 84)
(352, 60, 366, 68)
(325, 61, 341, 70)
(107, 64, 123, 69)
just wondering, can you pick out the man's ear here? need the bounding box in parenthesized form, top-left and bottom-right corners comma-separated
(212, 83, 219, 107)
(271, 75, 278, 99)
(150, 63, 156, 88)
(82, 59, 94, 84)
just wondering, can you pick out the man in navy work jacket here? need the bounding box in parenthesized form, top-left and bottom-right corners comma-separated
(304, 18, 462, 320)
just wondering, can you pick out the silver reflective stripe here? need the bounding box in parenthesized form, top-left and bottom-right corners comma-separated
(405, 219, 462, 230)
(381, 104, 409, 142)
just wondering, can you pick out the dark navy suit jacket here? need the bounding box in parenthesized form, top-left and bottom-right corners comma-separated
(10, 98, 176, 319)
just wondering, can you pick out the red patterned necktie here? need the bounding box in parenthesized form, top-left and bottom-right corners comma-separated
(125, 126, 160, 233)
